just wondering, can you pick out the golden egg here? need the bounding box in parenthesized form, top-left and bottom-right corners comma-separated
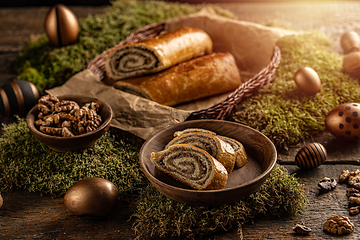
(341, 31, 360, 54)
(343, 51, 360, 74)
(44, 4, 79, 47)
(295, 143, 327, 169)
(325, 103, 360, 141)
(64, 177, 119, 217)
(0, 80, 40, 117)
(294, 67, 321, 96)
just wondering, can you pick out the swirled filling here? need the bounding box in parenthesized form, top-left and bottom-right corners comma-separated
(110, 46, 159, 74)
(156, 147, 214, 188)
(166, 134, 219, 159)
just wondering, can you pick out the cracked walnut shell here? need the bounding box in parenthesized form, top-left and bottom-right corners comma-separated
(323, 216, 354, 235)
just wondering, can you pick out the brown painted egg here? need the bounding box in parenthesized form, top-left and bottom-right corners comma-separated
(325, 103, 360, 141)
(294, 67, 321, 96)
(64, 177, 119, 217)
(44, 4, 79, 47)
(0, 80, 40, 117)
(341, 31, 360, 54)
(295, 143, 327, 169)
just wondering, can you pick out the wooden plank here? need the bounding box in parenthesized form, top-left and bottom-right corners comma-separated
(2, 164, 360, 239)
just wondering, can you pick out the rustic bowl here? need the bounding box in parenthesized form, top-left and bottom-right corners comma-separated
(139, 119, 277, 206)
(26, 95, 113, 152)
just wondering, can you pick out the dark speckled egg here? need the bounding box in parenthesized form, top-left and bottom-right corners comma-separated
(295, 143, 327, 169)
(325, 103, 360, 141)
(0, 80, 40, 117)
(44, 4, 79, 47)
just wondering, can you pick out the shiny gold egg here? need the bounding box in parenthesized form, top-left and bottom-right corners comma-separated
(341, 31, 360, 54)
(343, 51, 360, 74)
(64, 177, 119, 217)
(325, 103, 360, 141)
(44, 4, 79, 47)
(0, 80, 40, 117)
(295, 143, 327, 169)
(294, 67, 321, 96)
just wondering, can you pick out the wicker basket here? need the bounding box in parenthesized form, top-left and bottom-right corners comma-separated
(87, 22, 281, 120)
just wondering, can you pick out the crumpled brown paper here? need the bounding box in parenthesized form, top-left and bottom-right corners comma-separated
(47, 7, 299, 140)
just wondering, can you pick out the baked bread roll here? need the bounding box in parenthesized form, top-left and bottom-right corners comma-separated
(217, 135, 247, 168)
(174, 128, 247, 168)
(151, 144, 228, 190)
(105, 27, 213, 80)
(165, 132, 236, 173)
(174, 128, 216, 137)
(113, 52, 241, 106)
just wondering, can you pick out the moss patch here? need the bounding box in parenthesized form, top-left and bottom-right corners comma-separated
(233, 31, 360, 150)
(0, 118, 145, 199)
(132, 164, 306, 239)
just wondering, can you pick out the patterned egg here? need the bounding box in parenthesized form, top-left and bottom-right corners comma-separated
(0, 80, 40, 117)
(325, 103, 360, 141)
(44, 4, 79, 47)
(295, 143, 327, 169)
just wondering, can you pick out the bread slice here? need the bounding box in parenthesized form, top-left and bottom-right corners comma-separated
(151, 144, 228, 190)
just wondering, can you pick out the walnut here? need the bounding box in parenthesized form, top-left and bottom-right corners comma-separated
(40, 126, 63, 136)
(339, 169, 360, 185)
(35, 95, 103, 137)
(293, 224, 311, 235)
(54, 100, 79, 113)
(318, 177, 337, 192)
(346, 187, 360, 198)
(349, 206, 360, 215)
(339, 170, 350, 183)
(349, 193, 360, 204)
(323, 216, 354, 235)
(37, 94, 60, 115)
(349, 169, 360, 185)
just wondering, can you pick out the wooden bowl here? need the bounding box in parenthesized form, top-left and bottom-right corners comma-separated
(139, 119, 277, 206)
(26, 95, 113, 152)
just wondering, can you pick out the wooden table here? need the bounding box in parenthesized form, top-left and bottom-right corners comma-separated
(2, 2, 360, 239)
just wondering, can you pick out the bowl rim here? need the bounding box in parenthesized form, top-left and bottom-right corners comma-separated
(139, 119, 277, 193)
(26, 94, 113, 139)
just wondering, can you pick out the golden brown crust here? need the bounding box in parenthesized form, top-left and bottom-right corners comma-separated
(105, 27, 213, 80)
(113, 52, 241, 106)
(217, 135, 247, 168)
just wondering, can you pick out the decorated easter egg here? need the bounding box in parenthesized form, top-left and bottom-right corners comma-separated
(294, 67, 321, 96)
(64, 177, 119, 217)
(341, 31, 360, 54)
(0, 80, 40, 117)
(44, 4, 79, 47)
(295, 143, 327, 169)
(325, 103, 360, 141)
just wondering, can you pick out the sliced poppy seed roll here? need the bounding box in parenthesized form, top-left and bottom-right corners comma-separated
(165, 132, 236, 173)
(151, 144, 228, 190)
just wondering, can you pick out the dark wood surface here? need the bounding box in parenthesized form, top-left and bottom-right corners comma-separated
(2, 2, 360, 239)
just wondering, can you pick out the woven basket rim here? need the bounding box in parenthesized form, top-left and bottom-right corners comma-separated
(87, 22, 281, 120)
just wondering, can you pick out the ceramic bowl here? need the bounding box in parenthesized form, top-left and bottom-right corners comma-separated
(26, 95, 112, 152)
(139, 119, 277, 206)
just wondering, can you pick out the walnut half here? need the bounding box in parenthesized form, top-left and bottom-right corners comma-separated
(323, 216, 354, 235)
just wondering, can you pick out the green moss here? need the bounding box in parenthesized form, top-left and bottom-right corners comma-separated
(233, 31, 360, 150)
(132, 164, 306, 239)
(0, 118, 145, 199)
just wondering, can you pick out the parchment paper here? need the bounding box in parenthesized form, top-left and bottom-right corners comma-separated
(47, 7, 299, 140)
